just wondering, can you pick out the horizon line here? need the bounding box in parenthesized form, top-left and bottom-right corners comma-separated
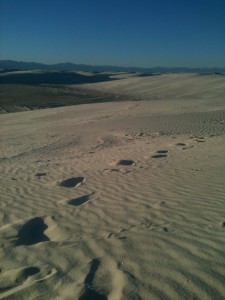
(1, 59, 225, 70)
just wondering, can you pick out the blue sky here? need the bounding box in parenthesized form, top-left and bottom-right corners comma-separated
(0, 0, 225, 67)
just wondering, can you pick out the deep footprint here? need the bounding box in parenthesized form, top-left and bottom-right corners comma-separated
(176, 142, 192, 150)
(151, 154, 167, 158)
(17, 217, 49, 246)
(59, 177, 85, 188)
(68, 195, 90, 206)
(0, 267, 40, 292)
(16, 267, 40, 284)
(79, 259, 107, 300)
(156, 150, 168, 154)
(117, 160, 135, 166)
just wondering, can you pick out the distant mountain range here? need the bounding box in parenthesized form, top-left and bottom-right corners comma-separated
(1, 60, 225, 73)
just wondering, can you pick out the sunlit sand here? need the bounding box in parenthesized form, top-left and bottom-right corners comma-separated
(1, 73, 225, 299)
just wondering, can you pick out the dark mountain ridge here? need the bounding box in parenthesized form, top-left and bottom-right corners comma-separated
(1, 60, 225, 73)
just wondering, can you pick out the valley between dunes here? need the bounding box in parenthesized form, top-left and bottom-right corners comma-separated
(0, 73, 225, 299)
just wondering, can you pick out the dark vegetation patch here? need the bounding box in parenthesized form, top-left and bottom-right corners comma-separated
(0, 84, 128, 113)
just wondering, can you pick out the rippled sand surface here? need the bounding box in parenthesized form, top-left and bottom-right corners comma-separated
(1, 74, 225, 299)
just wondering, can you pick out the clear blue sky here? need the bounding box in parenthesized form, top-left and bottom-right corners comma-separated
(0, 0, 225, 67)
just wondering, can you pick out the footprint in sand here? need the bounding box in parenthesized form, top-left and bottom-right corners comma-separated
(79, 259, 107, 300)
(0, 266, 40, 293)
(163, 227, 169, 232)
(156, 150, 168, 154)
(176, 143, 193, 150)
(58, 177, 85, 188)
(67, 192, 94, 207)
(151, 149, 169, 159)
(117, 264, 141, 299)
(35, 172, 47, 177)
(16, 217, 49, 246)
(151, 154, 167, 158)
(116, 159, 135, 166)
(106, 160, 135, 173)
(2, 216, 69, 247)
(0, 266, 57, 298)
(196, 137, 206, 142)
(79, 258, 125, 300)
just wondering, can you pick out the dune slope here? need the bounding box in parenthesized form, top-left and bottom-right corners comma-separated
(0, 76, 225, 299)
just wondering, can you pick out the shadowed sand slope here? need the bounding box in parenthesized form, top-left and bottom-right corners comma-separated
(0, 70, 113, 84)
(0, 93, 225, 299)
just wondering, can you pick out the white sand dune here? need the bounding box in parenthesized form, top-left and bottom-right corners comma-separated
(0, 74, 225, 299)
(78, 73, 225, 102)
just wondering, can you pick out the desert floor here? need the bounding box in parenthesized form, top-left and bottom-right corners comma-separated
(0, 73, 225, 299)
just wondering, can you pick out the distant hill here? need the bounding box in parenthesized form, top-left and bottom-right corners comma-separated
(1, 60, 225, 73)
